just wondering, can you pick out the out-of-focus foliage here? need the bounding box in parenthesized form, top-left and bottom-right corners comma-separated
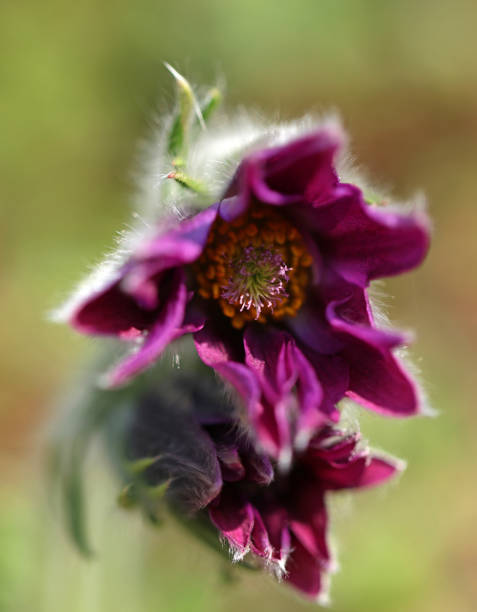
(2, 1, 477, 610)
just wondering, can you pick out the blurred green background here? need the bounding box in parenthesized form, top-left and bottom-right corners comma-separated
(2, 0, 477, 610)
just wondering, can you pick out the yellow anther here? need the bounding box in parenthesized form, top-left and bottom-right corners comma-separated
(291, 243, 304, 257)
(222, 302, 236, 318)
(198, 288, 210, 299)
(231, 315, 245, 329)
(193, 202, 312, 326)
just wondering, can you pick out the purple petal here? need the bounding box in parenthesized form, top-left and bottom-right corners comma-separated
(253, 401, 291, 463)
(250, 128, 343, 206)
(216, 446, 246, 482)
(346, 351, 420, 416)
(285, 538, 324, 599)
(307, 445, 399, 490)
(326, 294, 420, 416)
(243, 327, 296, 405)
(358, 456, 401, 487)
(244, 327, 325, 458)
(285, 292, 344, 355)
(219, 128, 343, 220)
(250, 508, 273, 559)
(326, 294, 407, 351)
(241, 445, 274, 486)
(289, 483, 330, 565)
(136, 204, 218, 263)
(194, 323, 261, 418)
(209, 490, 254, 556)
(71, 277, 157, 336)
(105, 269, 188, 386)
(324, 192, 431, 286)
(303, 351, 348, 421)
(260, 506, 291, 566)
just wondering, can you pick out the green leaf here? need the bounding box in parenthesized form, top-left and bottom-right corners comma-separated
(166, 171, 208, 195)
(63, 449, 94, 557)
(126, 455, 161, 475)
(165, 63, 202, 159)
(145, 479, 172, 499)
(117, 483, 138, 509)
(198, 87, 221, 125)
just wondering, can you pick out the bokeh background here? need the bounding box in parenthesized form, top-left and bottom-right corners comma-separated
(2, 1, 477, 610)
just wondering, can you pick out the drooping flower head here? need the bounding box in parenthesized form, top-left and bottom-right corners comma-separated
(124, 374, 401, 602)
(58, 74, 430, 463)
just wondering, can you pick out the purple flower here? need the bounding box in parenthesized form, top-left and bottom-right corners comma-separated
(69, 127, 430, 460)
(207, 425, 399, 601)
(126, 388, 399, 602)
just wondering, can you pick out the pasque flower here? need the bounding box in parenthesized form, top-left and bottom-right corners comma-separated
(63, 81, 429, 461)
(126, 381, 400, 602)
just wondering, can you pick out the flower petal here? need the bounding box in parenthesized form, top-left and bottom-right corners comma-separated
(345, 351, 420, 416)
(105, 269, 188, 386)
(324, 192, 431, 286)
(250, 508, 273, 559)
(70, 275, 157, 335)
(303, 351, 348, 420)
(358, 456, 401, 487)
(244, 327, 325, 459)
(136, 204, 218, 263)
(288, 482, 330, 565)
(194, 322, 261, 418)
(326, 293, 420, 416)
(260, 505, 291, 567)
(219, 127, 343, 220)
(285, 538, 324, 599)
(209, 490, 254, 558)
(250, 128, 343, 206)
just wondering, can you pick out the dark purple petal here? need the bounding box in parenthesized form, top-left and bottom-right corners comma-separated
(358, 456, 400, 487)
(250, 129, 343, 206)
(309, 429, 360, 462)
(136, 204, 218, 263)
(243, 327, 295, 405)
(306, 442, 399, 490)
(310, 453, 370, 490)
(216, 446, 246, 482)
(194, 323, 261, 418)
(345, 344, 420, 416)
(303, 351, 348, 421)
(285, 538, 324, 599)
(250, 508, 273, 559)
(241, 445, 274, 486)
(209, 490, 254, 556)
(324, 193, 430, 286)
(105, 269, 188, 387)
(71, 277, 157, 336)
(219, 128, 343, 221)
(290, 343, 329, 445)
(260, 506, 291, 566)
(289, 482, 330, 565)
(285, 295, 345, 355)
(244, 326, 325, 458)
(326, 291, 406, 350)
(324, 293, 420, 416)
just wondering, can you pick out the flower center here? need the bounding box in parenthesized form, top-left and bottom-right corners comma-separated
(195, 205, 312, 329)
